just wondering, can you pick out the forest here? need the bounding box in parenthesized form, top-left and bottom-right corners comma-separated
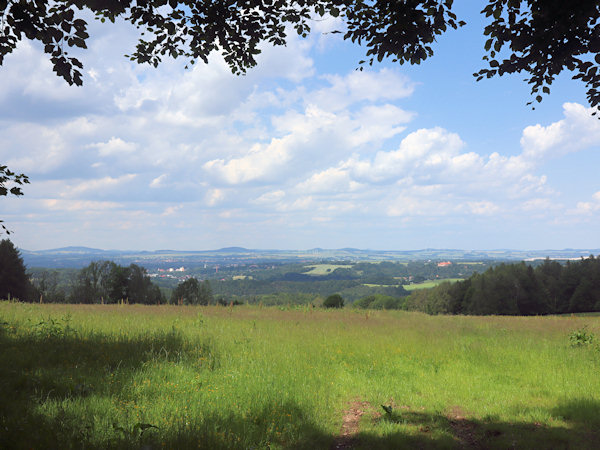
(403, 257, 600, 315)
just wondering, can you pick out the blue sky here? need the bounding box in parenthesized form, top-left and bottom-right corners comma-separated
(1, 6, 599, 251)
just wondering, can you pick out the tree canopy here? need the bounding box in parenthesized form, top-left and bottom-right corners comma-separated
(171, 278, 213, 305)
(1, 1, 600, 109)
(323, 293, 344, 308)
(70, 260, 163, 303)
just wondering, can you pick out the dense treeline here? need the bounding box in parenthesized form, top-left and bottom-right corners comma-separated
(212, 278, 407, 304)
(353, 294, 406, 310)
(405, 257, 600, 315)
(31, 260, 164, 304)
(28, 259, 218, 306)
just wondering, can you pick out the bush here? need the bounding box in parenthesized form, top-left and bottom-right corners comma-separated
(323, 294, 344, 308)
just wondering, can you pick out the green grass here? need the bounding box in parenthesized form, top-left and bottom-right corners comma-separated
(1, 302, 599, 449)
(404, 278, 464, 291)
(303, 264, 353, 275)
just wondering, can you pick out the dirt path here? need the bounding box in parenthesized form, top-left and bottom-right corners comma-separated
(330, 401, 371, 450)
(330, 402, 482, 449)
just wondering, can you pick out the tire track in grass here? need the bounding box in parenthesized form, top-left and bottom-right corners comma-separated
(331, 400, 371, 449)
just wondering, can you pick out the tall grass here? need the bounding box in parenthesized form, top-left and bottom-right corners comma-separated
(1, 302, 599, 448)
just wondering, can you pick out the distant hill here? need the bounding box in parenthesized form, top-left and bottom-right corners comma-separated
(217, 247, 251, 253)
(18, 246, 600, 269)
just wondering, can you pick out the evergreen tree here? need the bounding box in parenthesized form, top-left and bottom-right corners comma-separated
(0, 239, 30, 301)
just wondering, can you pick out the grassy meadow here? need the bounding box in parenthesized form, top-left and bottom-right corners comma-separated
(1, 302, 599, 449)
(404, 279, 464, 291)
(302, 264, 354, 275)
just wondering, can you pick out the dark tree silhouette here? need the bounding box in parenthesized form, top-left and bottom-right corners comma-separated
(0, 239, 31, 301)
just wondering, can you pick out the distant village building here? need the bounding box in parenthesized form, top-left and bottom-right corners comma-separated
(437, 261, 452, 267)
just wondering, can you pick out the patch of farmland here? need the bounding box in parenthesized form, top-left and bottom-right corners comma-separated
(303, 264, 354, 275)
(404, 278, 463, 291)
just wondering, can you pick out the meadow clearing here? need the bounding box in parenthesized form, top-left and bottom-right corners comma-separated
(303, 265, 355, 275)
(403, 279, 464, 291)
(1, 302, 599, 449)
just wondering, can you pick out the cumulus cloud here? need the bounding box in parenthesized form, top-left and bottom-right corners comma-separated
(346, 127, 467, 183)
(203, 140, 292, 185)
(307, 69, 415, 111)
(297, 167, 363, 193)
(520, 102, 600, 161)
(571, 191, 600, 215)
(92, 137, 137, 156)
(3, 13, 600, 250)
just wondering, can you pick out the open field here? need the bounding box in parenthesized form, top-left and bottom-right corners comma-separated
(1, 302, 599, 449)
(303, 264, 354, 275)
(404, 278, 464, 291)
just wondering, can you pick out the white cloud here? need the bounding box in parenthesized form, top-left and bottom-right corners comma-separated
(150, 174, 167, 188)
(61, 174, 137, 198)
(308, 69, 415, 111)
(0, 41, 84, 103)
(203, 139, 291, 185)
(205, 189, 226, 206)
(347, 127, 466, 183)
(521, 198, 560, 212)
(277, 195, 314, 211)
(571, 191, 600, 215)
(348, 104, 414, 146)
(255, 190, 286, 204)
(465, 201, 500, 216)
(92, 137, 137, 156)
(42, 199, 122, 212)
(520, 102, 600, 161)
(297, 166, 363, 193)
(161, 205, 182, 216)
(3, 10, 600, 251)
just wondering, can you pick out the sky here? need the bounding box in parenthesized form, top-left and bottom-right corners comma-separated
(1, 5, 600, 252)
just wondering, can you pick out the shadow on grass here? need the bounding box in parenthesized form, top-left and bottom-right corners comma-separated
(0, 317, 216, 449)
(352, 399, 600, 450)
